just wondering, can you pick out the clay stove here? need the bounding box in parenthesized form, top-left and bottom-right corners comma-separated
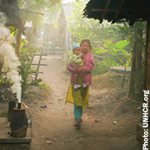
(10, 103, 28, 137)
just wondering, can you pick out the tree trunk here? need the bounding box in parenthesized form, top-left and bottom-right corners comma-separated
(15, 0, 29, 57)
(144, 19, 150, 124)
(128, 31, 136, 97)
(136, 25, 142, 72)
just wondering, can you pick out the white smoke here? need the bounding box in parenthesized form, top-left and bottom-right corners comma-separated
(0, 12, 22, 103)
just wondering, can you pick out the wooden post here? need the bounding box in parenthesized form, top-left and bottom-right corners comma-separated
(16, 28, 22, 57)
(35, 51, 43, 80)
(128, 33, 136, 97)
(31, 51, 36, 64)
(144, 19, 150, 124)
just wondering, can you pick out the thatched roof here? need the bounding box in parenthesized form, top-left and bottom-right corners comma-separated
(0, 0, 22, 29)
(83, 0, 150, 25)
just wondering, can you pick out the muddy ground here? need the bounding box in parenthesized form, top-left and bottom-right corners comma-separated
(0, 55, 142, 150)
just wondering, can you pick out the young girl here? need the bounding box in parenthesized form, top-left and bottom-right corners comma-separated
(66, 39, 94, 127)
(69, 43, 87, 89)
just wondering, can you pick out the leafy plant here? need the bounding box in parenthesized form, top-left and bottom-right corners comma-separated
(92, 39, 130, 67)
(0, 77, 5, 83)
(68, 1, 123, 45)
(18, 0, 62, 29)
(19, 41, 41, 95)
(31, 80, 39, 86)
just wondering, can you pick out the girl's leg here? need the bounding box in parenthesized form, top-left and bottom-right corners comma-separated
(74, 103, 82, 120)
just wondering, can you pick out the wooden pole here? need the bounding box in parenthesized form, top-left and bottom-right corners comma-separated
(16, 28, 22, 57)
(35, 51, 43, 80)
(128, 32, 136, 97)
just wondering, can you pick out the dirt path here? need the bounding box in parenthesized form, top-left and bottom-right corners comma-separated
(26, 55, 141, 150)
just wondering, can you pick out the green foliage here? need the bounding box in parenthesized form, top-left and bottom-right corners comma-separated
(18, 0, 62, 30)
(92, 39, 130, 68)
(30, 81, 50, 96)
(115, 40, 130, 49)
(68, 0, 131, 76)
(68, 1, 122, 44)
(92, 65, 109, 76)
(68, 51, 71, 56)
(1, 110, 8, 118)
(9, 26, 18, 37)
(116, 21, 146, 51)
(39, 82, 50, 89)
(30, 80, 39, 86)
(0, 77, 5, 83)
(44, 3, 62, 25)
(39, 82, 50, 96)
(92, 47, 109, 55)
(68, 0, 146, 77)
(19, 41, 41, 94)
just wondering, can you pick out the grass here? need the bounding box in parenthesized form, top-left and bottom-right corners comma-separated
(25, 81, 51, 98)
(30, 80, 39, 86)
(92, 71, 130, 89)
(92, 65, 109, 76)
(38, 82, 50, 97)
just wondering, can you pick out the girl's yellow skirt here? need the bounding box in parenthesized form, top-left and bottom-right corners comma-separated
(65, 76, 89, 108)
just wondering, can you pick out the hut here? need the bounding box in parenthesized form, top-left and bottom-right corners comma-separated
(58, 4, 74, 52)
(84, 0, 150, 148)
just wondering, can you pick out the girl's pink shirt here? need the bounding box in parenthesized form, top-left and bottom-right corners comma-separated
(67, 51, 94, 85)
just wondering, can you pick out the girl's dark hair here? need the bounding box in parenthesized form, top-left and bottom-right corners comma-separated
(80, 39, 92, 51)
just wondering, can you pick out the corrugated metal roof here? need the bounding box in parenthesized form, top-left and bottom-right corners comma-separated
(84, 0, 150, 25)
